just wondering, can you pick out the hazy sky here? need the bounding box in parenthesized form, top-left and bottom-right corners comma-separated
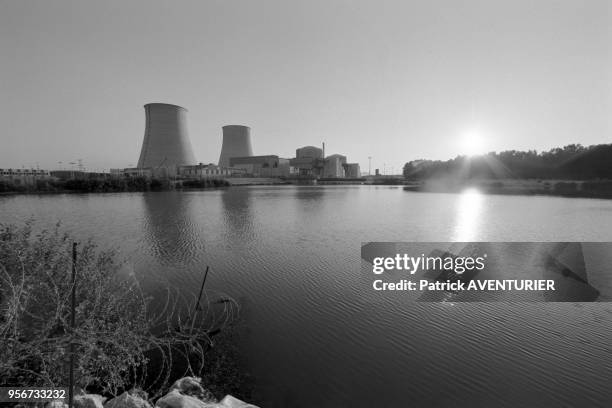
(1, 0, 610, 173)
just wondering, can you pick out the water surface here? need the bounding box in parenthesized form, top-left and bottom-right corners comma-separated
(1, 186, 611, 407)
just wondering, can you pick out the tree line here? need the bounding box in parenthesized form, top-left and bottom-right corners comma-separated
(403, 144, 612, 180)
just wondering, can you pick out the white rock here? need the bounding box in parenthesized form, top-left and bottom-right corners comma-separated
(74, 394, 106, 408)
(218, 395, 259, 408)
(156, 377, 258, 408)
(168, 377, 213, 402)
(44, 402, 68, 408)
(104, 392, 152, 408)
(155, 390, 210, 408)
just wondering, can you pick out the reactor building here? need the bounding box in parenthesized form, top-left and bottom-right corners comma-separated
(137, 103, 196, 171)
(218, 125, 253, 167)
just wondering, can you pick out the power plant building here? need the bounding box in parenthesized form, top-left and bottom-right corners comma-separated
(137, 103, 196, 174)
(132, 106, 361, 181)
(323, 154, 347, 178)
(296, 146, 323, 160)
(178, 164, 232, 178)
(344, 163, 361, 178)
(0, 168, 50, 186)
(289, 146, 325, 176)
(218, 125, 254, 168)
(229, 155, 291, 177)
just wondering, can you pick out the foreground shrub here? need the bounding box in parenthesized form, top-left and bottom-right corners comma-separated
(0, 221, 239, 398)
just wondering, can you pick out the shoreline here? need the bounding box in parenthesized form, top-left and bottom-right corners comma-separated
(0, 186, 231, 196)
(403, 179, 612, 199)
(3, 178, 612, 200)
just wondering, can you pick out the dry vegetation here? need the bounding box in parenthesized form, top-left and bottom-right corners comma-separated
(0, 221, 246, 401)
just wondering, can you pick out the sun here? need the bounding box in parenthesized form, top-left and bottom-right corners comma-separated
(461, 129, 486, 156)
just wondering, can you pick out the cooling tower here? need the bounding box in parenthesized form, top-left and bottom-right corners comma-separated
(137, 103, 196, 169)
(218, 125, 253, 167)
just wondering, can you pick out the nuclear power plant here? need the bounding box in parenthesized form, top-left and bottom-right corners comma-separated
(217, 125, 254, 167)
(137, 103, 196, 170)
(9, 101, 372, 185)
(121, 103, 367, 183)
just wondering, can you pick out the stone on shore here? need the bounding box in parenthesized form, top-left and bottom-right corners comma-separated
(43, 402, 68, 408)
(168, 377, 216, 403)
(217, 395, 258, 408)
(156, 377, 258, 408)
(155, 390, 210, 408)
(104, 391, 152, 408)
(155, 391, 258, 408)
(74, 394, 106, 408)
(45, 376, 257, 408)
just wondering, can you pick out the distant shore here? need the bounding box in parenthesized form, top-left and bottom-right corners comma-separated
(403, 179, 612, 199)
(0, 177, 230, 194)
(226, 177, 291, 186)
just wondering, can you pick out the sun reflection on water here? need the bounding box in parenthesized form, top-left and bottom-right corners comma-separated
(453, 187, 483, 241)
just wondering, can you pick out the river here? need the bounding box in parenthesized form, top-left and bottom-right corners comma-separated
(1, 186, 611, 407)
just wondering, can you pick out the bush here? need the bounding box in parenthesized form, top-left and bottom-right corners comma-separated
(553, 181, 578, 195)
(0, 221, 239, 399)
(0, 180, 27, 193)
(581, 180, 612, 198)
(181, 179, 230, 189)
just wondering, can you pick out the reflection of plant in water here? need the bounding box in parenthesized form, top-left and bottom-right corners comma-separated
(0, 221, 240, 399)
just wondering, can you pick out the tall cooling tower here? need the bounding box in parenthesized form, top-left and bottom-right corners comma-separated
(218, 125, 253, 167)
(137, 103, 196, 168)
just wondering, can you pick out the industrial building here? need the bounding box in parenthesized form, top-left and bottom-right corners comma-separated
(137, 103, 196, 174)
(323, 154, 347, 178)
(286, 146, 363, 180)
(229, 155, 292, 177)
(0, 168, 50, 186)
(296, 146, 323, 160)
(178, 164, 232, 178)
(344, 163, 361, 178)
(289, 146, 325, 176)
(127, 103, 362, 182)
(111, 168, 153, 178)
(218, 125, 253, 167)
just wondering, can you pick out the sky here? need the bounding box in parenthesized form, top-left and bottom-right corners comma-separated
(0, 0, 610, 173)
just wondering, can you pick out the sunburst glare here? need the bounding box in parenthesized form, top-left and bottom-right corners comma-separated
(461, 129, 486, 156)
(453, 188, 483, 241)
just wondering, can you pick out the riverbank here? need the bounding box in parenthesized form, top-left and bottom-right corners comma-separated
(0, 177, 230, 194)
(226, 177, 290, 186)
(403, 179, 612, 199)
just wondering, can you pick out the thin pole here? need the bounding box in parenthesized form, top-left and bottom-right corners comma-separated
(195, 266, 210, 312)
(68, 242, 77, 408)
(189, 266, 210, 335)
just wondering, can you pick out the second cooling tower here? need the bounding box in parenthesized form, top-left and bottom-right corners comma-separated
(137, 103, 196, 169)
(218, 125, 253, 167)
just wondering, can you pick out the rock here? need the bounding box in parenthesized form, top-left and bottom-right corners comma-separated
(218, 395, 259, 408)
(167, 377, 215, 403)
(155, 390, 210, 408)
(43, 400, 68, 408)
(104, 392, 152, 408)
(74, 394, 106, 408)
(155, 391, 258, 408)
(156, 377, 258, 408)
